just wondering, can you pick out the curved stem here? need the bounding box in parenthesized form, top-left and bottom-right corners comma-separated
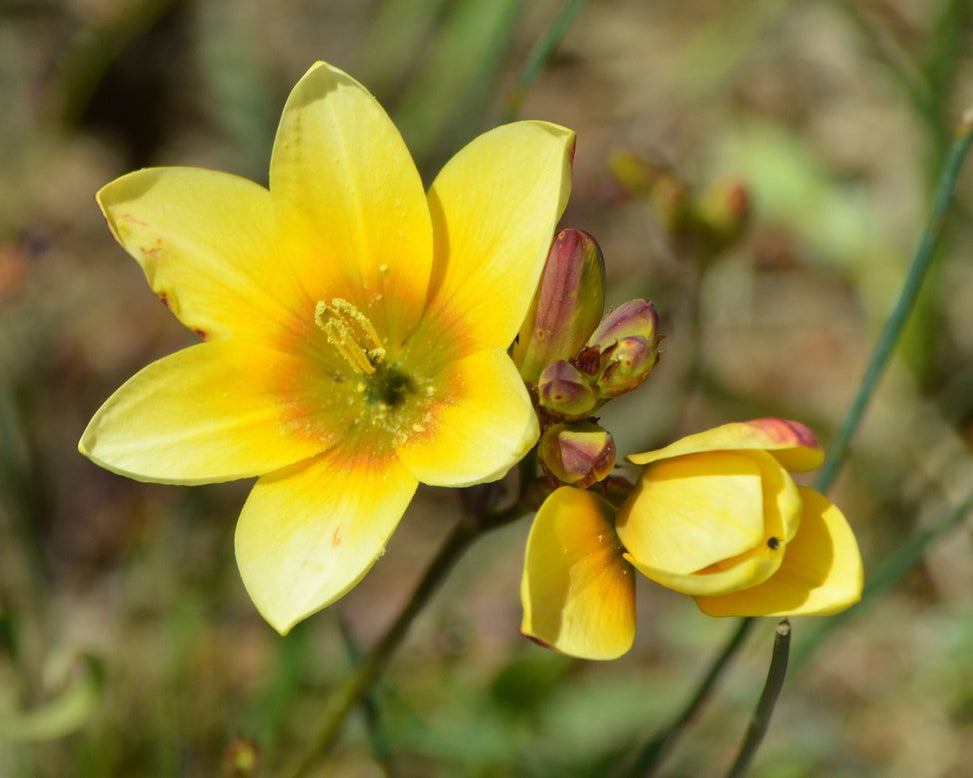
(282, 471, 532, 778)
(815, 108, 973, 494)
(621, 617, 754, 778)
(625, 107, 973, 778)
(724, 621, 791, 778)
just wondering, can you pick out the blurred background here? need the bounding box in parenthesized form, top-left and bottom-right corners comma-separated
(3, 0, 973, 775)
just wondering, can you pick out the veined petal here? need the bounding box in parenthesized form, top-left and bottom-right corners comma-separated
(628, 419, 824, 472)
(79, 343, 328, 484)
(396, 349, 538, 487)
(97, 168, 302, 344)
(616, 452, 766, 576)
(424, 121, 575, 353)
(235, 443, 418, 634)
(521, 487, 636, 660)
(695, 488, 864, 617)
(269, 61, 433, 347)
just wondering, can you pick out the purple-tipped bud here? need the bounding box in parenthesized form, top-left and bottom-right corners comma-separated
(597, 336, 658, 398)
(587, 299, 659, 350)
(539, 422, 616, 489)
(583, 299, 660, 398)
(513, 229, 606, 383)
(537, 360, 598, 420)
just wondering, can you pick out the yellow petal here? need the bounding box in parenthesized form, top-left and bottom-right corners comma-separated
(616, 452, 766, 578)
(628, 419, 824, 472)
(521, 487, 636, 660)
(269, 61, 433, 347)
(620, 450, 801, 596)
(79, 343, 328, 484)
(97, 167, 300, 344)
(695, 487, 864, 617)
(235, 443, 418, 634)
(396, 349, 538, 487)
(424, 121, 575, 353)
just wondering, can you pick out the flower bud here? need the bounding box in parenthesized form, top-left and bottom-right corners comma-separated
(582, 299, 660, 398)
(694, 179, 751, 256)
(537, 360, 598, 420)
(597, 336, 658, 398)
(539, 422, 616, 489)
(587, 299, 659, 350)
(513, 229, 606, 383)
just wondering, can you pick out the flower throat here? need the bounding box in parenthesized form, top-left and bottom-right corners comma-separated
(315, 298, 413, 406)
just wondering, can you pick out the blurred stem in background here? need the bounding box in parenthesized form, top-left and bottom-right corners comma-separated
(622, 107, 973, 778)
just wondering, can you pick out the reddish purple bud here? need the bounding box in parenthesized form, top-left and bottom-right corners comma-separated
(597, 336, 658, 398)
(537, 360, 598, 420)
(585, 299, 660, 398)
(513, 229, 606, 383)
(539, 422, 616, 489)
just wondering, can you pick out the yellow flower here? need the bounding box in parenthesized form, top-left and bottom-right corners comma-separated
(81, 62, 575, 634)
(521, 419, 863, 660)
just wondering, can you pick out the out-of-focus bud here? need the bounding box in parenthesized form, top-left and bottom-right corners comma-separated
(537, 360, 598, 420)
(580, 299, 660, 398)
(222, 737, 259, 777)
(696, 179, 751, 253)
(513, 229, 606, 384)
(607, 149, 692, 234)
(539, 421, 616, 489)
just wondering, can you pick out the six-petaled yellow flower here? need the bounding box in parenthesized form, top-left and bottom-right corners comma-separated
(80, 61, 575, 634)
(521, 419, 864, 660)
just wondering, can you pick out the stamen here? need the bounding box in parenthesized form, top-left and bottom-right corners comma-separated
(315, 299, 386, 374)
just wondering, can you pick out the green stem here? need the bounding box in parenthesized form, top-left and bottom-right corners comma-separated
(625, 107, 973, 778)
(283, 489, 531, 778)
(815, 108, 973, 494)
(621, 617, 755, 778)
(502, 0, 588, 122)
(723, 621, 792, 778)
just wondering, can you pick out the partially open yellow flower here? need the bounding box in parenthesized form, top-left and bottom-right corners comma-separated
(81, 61, 575, 634)
(521, 419, 863, 660)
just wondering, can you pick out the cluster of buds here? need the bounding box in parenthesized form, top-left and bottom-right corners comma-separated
(514, 229, 660, 490)
(608, 149, 750, 262)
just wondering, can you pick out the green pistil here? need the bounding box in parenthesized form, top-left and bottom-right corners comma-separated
(365, 363, 415, 407)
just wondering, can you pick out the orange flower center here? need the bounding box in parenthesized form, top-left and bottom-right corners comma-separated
(315, 298, 416, 408)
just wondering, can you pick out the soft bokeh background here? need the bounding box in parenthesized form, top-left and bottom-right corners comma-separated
(3, 0, 973, 776)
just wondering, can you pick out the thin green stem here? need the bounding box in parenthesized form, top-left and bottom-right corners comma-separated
(620, 617, 755, 778)
(815, 109, 973, 494)
(502, 0, 588, 122)
(282, 469, 532, 778)
(723, 621, 792, 778)
(626, 107, 973, 778)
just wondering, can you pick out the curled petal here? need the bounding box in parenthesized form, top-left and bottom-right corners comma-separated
(521, 488, 636, 660)
(695, 488, 864, 617)
(235, 444, 418, 634)
(628, 419, 823, 473)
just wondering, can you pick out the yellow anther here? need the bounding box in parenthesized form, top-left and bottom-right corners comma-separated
(315, 299, 386, 375)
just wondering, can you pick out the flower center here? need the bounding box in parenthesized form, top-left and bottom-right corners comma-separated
(315, 298, 415, 407)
